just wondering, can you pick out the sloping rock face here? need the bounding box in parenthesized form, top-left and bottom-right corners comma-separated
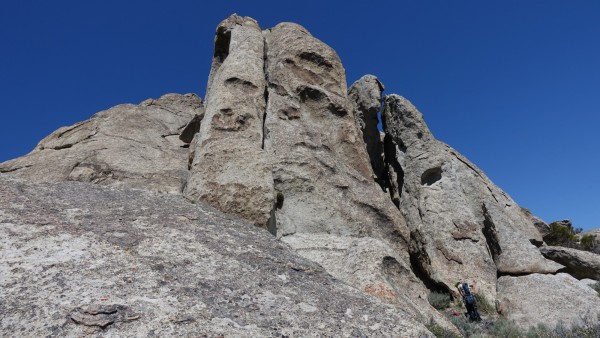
(521, 207, 550, 236)
(0, 175, 431, 337)
(497, 273, 600, 328)
(381, 94, 562, 301)
(540, 246, 600, 280)
(184, 15, 275, 228)
(0, 93, 200, 193)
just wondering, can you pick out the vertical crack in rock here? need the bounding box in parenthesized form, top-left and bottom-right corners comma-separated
(348, 75, 387, 188)
(383, 134, 404, 208)
(261, 34, 269, 151)
(262, 28, 278, 235)
(408, 230, 452, 295)
(482, 204, 502, 265)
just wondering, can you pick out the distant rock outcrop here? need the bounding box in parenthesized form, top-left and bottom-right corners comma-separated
(0, 93, 200, 193)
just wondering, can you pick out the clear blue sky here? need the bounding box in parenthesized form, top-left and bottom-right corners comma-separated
(1, 1, 599, 230)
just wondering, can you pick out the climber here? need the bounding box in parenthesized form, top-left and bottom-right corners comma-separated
(456, 281, 481, 322)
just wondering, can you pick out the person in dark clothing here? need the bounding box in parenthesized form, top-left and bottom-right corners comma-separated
(456, 281, 481, 322)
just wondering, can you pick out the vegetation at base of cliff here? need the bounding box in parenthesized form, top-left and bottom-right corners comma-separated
(545, 222, 599, 254)
(429, 295, 600, 337)
(428, 291, 452, 310)
(429, 315, 600, 338)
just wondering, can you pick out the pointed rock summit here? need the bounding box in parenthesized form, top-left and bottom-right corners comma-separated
(1, 14, 599, 336)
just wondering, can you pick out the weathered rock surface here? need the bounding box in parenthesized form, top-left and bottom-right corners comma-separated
(497, 273, 600, 328)
(3, 13, 596, 333)
(521, 207, 550, 236)
(0, 93, 201, 193)
(184, 15, 275, 228)
(0, 175, 431, 337)
(263, 24, 408, 246)
(349, 75, 386, 186)
(260, 23, 453, 329)
(381, 94, 562, 301)
(540, 245, 600, 280)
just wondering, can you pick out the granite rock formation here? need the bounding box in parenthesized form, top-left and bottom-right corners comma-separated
(0, 93, 201, 193)
(0, 175, 430, 337)
(1, 13, 598, 335)
(184, 15, 275, 228)
(380, 94, 562, 303)
(497, 273, 600, 328)
(540, 246, 600, 280)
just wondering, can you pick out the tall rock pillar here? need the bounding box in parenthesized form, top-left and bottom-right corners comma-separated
(184, 15, 275, 228)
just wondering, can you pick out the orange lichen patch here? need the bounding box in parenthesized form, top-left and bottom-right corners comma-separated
(364, 284, 398, 302)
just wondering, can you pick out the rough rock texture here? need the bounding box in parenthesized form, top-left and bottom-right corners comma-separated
(184, 15, 275, 228)
(348, 75, 386, 185)
(3, 13, 596, 333)
(497, 273, 600, 328)
(381, 94, 562, 301)
(0, 93, 201, 193)
(260, 24, 461, 328)
(540, 245, 600, 280)
(259, 23, 454, 329)
(0, 175, 431, 337)
(263, 23, 407, 247)
(521, 207, 550, 236)
(582, 228, 600, 240)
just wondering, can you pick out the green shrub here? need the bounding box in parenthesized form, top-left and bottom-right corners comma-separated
(475, 293, 495, 316)
(525, 323, 552, 337)
(426, 321, 460, 338)
(545, 222, 578, 247)
(581, 234, 598, 252)
(490, 319, 521, 338)
(448, 315, 482, 337)
(428, 291, 452, 310)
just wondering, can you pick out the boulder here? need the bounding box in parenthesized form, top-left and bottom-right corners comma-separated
(497, 273, 600, 328)
(184, 15, 275, 228)
(0, 175, 433, 337)
(540, 245, 600, 280)
(381, 94, 562, 301)
(0, 93, 200, 194)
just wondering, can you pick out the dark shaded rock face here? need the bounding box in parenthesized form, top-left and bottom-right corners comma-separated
(540, 246, 600, 280)
(0, 175, 430, 336)
(1, 13, 597, 334)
